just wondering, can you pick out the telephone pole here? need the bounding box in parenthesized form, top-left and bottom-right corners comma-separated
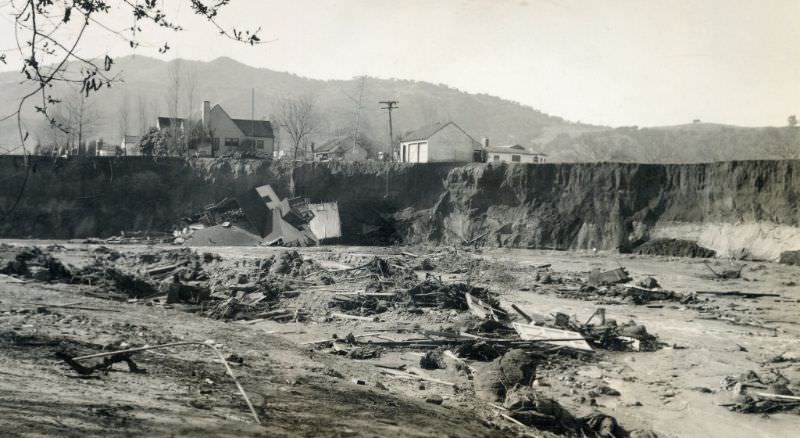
(379, 100, 398, 161)
(379, 100, 398, 198)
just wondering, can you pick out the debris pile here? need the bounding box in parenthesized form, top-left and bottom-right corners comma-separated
(0, 244, 72, 282)
(722, 370, 800, 414)
(633, 238, 717, 258)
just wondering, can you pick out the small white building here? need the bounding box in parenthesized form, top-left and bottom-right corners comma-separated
(485, 144, 547, 164)
(399, 121, 480, 163)
(120, 135, 141, 156)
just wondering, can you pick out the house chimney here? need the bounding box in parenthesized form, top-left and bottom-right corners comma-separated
(202, 101, 210, 129)
(482, 137, 489, 148)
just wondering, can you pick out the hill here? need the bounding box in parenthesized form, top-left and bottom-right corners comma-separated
(0, 55, 796, 161)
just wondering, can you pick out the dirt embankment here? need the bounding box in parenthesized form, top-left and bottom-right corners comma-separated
(1, 157, 798, 258)
(406, 161, 800, 259)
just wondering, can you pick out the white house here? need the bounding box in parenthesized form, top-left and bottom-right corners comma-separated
(485, 144, 547, 164)
(399, 121, 480, 163)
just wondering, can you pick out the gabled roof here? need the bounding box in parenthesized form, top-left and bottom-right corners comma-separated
(401, 122, 452, 142)
(157, 117, 185, 129)
(485, 144, 547, 155)
(232, 119, 274, 138)
(401, 121, 481, 148)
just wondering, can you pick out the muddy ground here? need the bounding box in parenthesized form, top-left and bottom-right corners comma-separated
(1, 241, 799, 437)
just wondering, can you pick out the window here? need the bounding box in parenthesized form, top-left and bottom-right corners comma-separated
(225, 138, 239, 147)
(256, 140, 264, 149)
(511, 155, 521, 162)
(493, 155, 500, 162)
(212, 138, 220, 150)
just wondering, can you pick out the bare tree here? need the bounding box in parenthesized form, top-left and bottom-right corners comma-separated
(118, 92, 130, 140)
(1, 1, 264, 155)
(166, 60, 183, 156)
(185, 64, 198, 119)
(137, 95, 149, 135)
(276, 95, 320, 162)
(64, 91, 99, 155)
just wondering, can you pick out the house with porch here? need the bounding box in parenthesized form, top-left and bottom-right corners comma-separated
(398, 121, 480, 163)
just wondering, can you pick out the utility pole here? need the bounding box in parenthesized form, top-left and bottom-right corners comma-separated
(379, 100, 398, 160)
(379, 100, 398, 197)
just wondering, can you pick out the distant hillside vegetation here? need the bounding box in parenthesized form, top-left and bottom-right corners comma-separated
(0, 56, 796, 162)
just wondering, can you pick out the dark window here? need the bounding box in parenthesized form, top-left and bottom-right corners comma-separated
(256, 139, 264, 149)
(511, 155, 521, 162)
(493, 155, 500, 162)
(225, 138, 239, 146)
(212, 138, 220, 150)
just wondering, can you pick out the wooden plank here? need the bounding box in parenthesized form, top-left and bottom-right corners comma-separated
(512, 322, 593, 352)
(696, 291, 780, 298)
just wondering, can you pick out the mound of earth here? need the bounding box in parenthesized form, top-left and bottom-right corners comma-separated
(634, 238, 716, 258)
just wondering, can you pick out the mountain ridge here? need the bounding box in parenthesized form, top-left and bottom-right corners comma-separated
(0, 55, 796, 161)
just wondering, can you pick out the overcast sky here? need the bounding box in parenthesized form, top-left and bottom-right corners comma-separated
(2, 0, 798, 127)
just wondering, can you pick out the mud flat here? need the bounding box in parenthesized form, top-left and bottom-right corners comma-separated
(1, 240, 799, 437)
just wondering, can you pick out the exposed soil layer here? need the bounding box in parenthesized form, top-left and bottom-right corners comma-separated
(1, 157, 798, 257)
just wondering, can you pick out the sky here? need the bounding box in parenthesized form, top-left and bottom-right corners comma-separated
(1, 0, 798, 127)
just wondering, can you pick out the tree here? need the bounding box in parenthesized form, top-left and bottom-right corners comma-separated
(165, 60, 184, 156)
(138, 127, 167, 157)
(118, 92, 130, 139)
(789, 115, 798, 128)
(137, 95, 149, 135)
(1, 1, 264, 157)
(276, 95, 320, 161)
(63, 90, 99, 155)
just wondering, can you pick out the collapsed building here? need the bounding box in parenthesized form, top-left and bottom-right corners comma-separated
(178, 185, 341, 247)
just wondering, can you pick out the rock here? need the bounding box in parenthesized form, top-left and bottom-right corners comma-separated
(638, 277, 660, 289)
(425, 394, 444, 405)
(419, 349, 447, 370)
(597, 384, 621, 396)
(779, 250, 800, 266)
(768, 383, 793, 396)
(504, 386, 581, 433)
(474, 349, 537, 402)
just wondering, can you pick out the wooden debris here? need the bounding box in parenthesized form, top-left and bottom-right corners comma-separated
(696, 291, 780, 298)
(510, 304, 533, 324)
(512, 322, 593, 352)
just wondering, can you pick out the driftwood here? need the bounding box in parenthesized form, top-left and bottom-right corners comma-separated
(754, 392, 800, 402)
(696, 291, 780, 298)
(331, 312, 376, 322)
(378, 367, 456, 386)
(510, 304, 533, 323)
(145, 261, 189, 276)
